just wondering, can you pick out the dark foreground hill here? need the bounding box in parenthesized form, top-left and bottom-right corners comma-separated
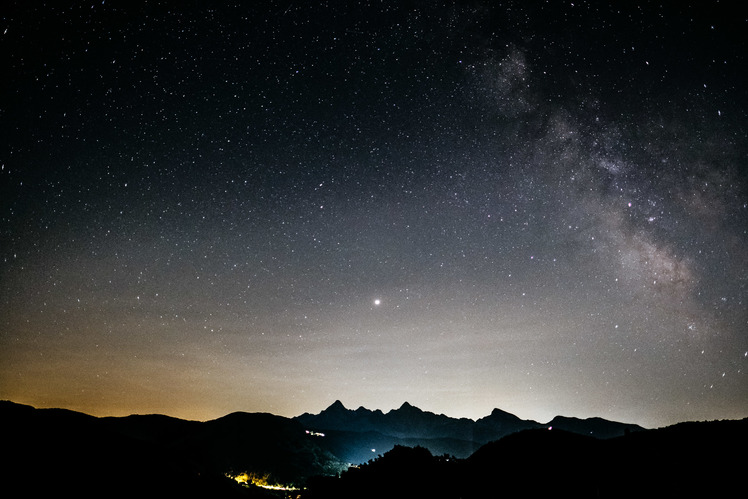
(464, 419, 748, 498)
(0, 400, 344, 498)
(303, 419, 748, 499)
(2, 400, 744, 498)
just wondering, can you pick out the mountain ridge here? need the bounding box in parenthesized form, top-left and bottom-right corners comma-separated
(293, 400, 645, 462)
(298, 399, 645, 427)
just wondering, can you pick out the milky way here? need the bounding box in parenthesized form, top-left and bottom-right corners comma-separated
(1, 1, 746, 427)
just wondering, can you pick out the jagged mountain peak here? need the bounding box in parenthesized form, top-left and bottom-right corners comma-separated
(479, 407, 525, 423)
(326, 400, 348, 411)
(394, 401, 421, 413)
(489, 407, 517, 417)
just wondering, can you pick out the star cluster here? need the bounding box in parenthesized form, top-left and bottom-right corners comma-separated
(1, 1, 746, 427)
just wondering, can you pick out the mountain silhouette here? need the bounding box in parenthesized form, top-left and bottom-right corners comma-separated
(3, 399, 743, 498)
(0, 401, 248, 497)
(0, 400, 343, 497)
(294, 400, 643, 462)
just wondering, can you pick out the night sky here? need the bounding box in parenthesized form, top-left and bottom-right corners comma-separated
(1, 1, 746, 429)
